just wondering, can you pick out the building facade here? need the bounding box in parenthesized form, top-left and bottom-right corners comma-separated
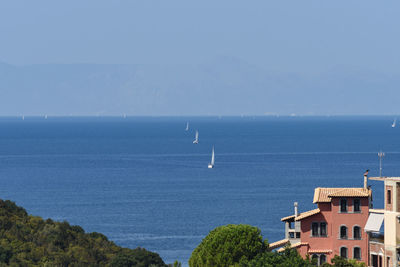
(271, 178, 372, 266)
(365, 177, 400, 267)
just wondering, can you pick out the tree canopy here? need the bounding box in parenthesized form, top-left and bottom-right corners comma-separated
(189, 224, 267, 267)
(0, 199, 166, 266)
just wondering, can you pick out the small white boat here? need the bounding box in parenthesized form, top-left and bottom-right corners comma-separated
(22, 115, 24, 120)
(193, 130, 199, 144)
(392, 118, 396, 128)
(208, 147, 215, 168)
(185, 122, 189, 131)
(44, 115, 48, 119)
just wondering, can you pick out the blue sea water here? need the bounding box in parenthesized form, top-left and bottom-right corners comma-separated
(0, 116, 399, 265)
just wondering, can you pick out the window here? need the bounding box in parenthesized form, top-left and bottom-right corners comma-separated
(320, 254, 326, 265)
(353, 226, 361, 239)
(311, 254, 319, 263)
(353, 199, 361, 212)
(320, 222, 327, 237)
(312, 222, 319, 237)
(387, 190, 392, 204)
(353, 247, 361, 260)
(289, 232, 294, 238)
(340, 247, 348, 258)
(296, 232, 300, 238)
(340, 226, 347, 239)
(340, 199, 347, 212)
(372, 255, 378, 267)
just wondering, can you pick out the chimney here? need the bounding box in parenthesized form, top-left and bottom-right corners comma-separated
(294, 202, 298, 217)
(363, 169, 369, 189)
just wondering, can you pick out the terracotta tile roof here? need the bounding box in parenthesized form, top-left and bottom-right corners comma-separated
(277, 242, 308, 252)
(281, 214, 296, 222)
(295, 208, 320, 221)
(308, 249, 332, 254)
(269, 239, 289, 250)
(313, 187, 370, 203)
(328, 188, 370, 197)
(281, 208, 320, 222)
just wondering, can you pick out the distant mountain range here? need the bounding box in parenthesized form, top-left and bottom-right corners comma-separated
(0, 58, 399, 116)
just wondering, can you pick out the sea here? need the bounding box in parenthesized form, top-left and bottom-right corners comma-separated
(0, 116, 399, 265)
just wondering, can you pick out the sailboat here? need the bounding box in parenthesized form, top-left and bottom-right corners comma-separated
(193, 130, 199, 144)
(208, 147, 215, 169)
(392, 118, 396, 128)
(44, 115, 48, 119)
(185, 122, 189, 131)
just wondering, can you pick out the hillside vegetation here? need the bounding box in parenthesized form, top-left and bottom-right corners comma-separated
(0, 199, 166, 266)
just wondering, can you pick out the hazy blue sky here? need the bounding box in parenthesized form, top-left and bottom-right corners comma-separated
(1, 1, 399, 73)
(0, 1, 399, 115)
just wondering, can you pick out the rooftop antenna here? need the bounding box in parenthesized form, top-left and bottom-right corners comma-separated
(378, 151, 385, 177)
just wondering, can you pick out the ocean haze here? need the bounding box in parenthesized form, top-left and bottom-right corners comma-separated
(1, 59, 399, 116)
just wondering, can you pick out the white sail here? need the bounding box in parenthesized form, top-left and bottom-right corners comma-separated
(211, 147, 215, 165)
(208, 146, 215, 168)
(392, 118, 396, 128)
(193, 130, 199, 144)
(185, 122, 189, 131)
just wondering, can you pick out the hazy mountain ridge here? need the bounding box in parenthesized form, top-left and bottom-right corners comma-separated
(0, 59, 398, 116)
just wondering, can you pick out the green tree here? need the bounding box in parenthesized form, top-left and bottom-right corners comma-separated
(321, 256, 366, 267)
(189, 224, 267, 267)
(110, 248, 167, 267)
(244, 246, 313, 267)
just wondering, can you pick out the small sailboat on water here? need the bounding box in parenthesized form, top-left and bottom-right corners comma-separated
(185, 122, 189, 131)
(193, 130, 199, 144)
(392, 118, 396, 128)
(208, 146, 215, 169)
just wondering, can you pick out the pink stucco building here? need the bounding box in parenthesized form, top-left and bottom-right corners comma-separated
(271, 177, 372, 266)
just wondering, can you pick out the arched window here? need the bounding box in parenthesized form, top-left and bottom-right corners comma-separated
(353, 247, 361, 260)
(353, 226, 361, 239)
(311, 254, 319, 263)
(340, 247, 348, 258)
(340, 199, 347, 212)
(320, 254, 327, 265)
(340, 226, 347, 239)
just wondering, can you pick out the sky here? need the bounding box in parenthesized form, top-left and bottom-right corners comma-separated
(1, 1, 399, 72)
(0, 1, 399, 115)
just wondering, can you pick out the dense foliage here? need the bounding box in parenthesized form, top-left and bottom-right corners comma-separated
(244, 247, 313, 267)
(322, 256, 366, 267)
(0, 199, 166, 266)
(190, 224, 366, 267)
(189, 224, 267, 267)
